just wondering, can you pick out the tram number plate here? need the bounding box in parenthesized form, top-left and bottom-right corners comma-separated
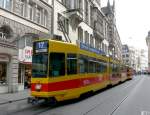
(35, 41, 48, 53)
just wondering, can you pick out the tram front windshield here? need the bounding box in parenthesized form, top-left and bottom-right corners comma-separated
(32, 54, 48, 78)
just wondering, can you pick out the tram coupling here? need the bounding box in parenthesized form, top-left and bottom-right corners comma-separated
(27, 97, 43, 105)
(27, 97, 57, 106)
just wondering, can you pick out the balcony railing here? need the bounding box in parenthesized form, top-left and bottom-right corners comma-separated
(63, 0, 83, 22)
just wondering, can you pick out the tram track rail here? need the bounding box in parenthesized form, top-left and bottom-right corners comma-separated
(81, 76, 142, 115)
(32, 77, 141, 115)
(1, 76, 142, 115)
(0, 98, 28, 106)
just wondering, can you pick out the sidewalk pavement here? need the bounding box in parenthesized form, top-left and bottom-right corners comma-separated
(0, 89, 30, 104)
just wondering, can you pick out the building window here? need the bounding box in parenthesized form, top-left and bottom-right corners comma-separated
(25, 36, 33, 47)
(43, 10, 48, 27)
(102, 43, 104, 51)
(0, 0, 4, 8)
(79, 0, 83, 12)
(5, 0, 11, 10)
(0, 0, 12, 11)
(20, 0, 25, 17)
(58, 13, 61, 30)
(28, 4, 33, 21)
(65, 18, 69, 34)
(61, 0, 67, 7)
(95, 38, 98, 49)
(106, 46, 108, 55)
(90, 35, 94, 47)
(75, 0, 80, 9)
(126, 54, 129, 57)
(84, 0, 89, 24)
(18, 37, 25, 49)
(85, 31, 89, 45)
(78, 27, 83, 42)
(90, 5, 94, 27)
(36, 8, 41, 24)
(58, 13, 69, 34)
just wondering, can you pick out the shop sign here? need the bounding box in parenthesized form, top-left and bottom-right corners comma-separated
(24, 46, 32, 63)
(80, 42, 106, 55)
(19, 46, 32, 63)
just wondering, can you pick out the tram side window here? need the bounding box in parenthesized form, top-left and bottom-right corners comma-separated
(112, 64, 116, 72)
(67, 54, 77, 75)
(96, 61, 107, 73)
(112, 64, 119, 72)
(117, 64, 120, 73)
(89, 59, 96, 73)
(79, 55, 88, 73)
(96, 62, 101, 73)
(49, 53, 65, 77)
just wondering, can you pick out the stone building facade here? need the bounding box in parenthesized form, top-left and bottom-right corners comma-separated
(52, 0, 122, 60)
(53, 0, 110, 56)
(102, 0, 122, 61)
(0, 0, 53, 93)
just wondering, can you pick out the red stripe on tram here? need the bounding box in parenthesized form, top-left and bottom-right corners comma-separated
(31, 76, 107, 92)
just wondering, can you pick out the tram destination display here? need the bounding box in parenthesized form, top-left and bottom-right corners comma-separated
(34, 41, 48, 53)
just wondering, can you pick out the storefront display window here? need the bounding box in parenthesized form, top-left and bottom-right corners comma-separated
(0, 63, 7, 85)
(18, 64, 31, 89)
(25, 65, 31, 88)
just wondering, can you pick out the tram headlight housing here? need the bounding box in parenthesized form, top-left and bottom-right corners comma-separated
(35, 84, 42, 91)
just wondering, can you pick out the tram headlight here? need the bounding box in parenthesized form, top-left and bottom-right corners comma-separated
(35, 84, 42, 91)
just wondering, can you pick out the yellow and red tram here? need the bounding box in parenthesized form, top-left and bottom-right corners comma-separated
(30, 39, 133, 103)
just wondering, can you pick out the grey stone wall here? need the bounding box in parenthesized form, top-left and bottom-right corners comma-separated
(0, 15, 50, 39)
(12, 0, 53, 35)
(0, 44, 18, 93)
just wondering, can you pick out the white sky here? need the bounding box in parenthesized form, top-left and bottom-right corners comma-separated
(101, 0, 150, 51)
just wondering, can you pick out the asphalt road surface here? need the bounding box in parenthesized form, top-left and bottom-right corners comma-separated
(1, 75, 150, 115)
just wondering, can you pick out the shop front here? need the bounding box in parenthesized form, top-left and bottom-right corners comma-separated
(18, 46, 32, 90)
(0, 50, 18, 93)
(0, 55, 9, 93)
(0, 24, 19, 93)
